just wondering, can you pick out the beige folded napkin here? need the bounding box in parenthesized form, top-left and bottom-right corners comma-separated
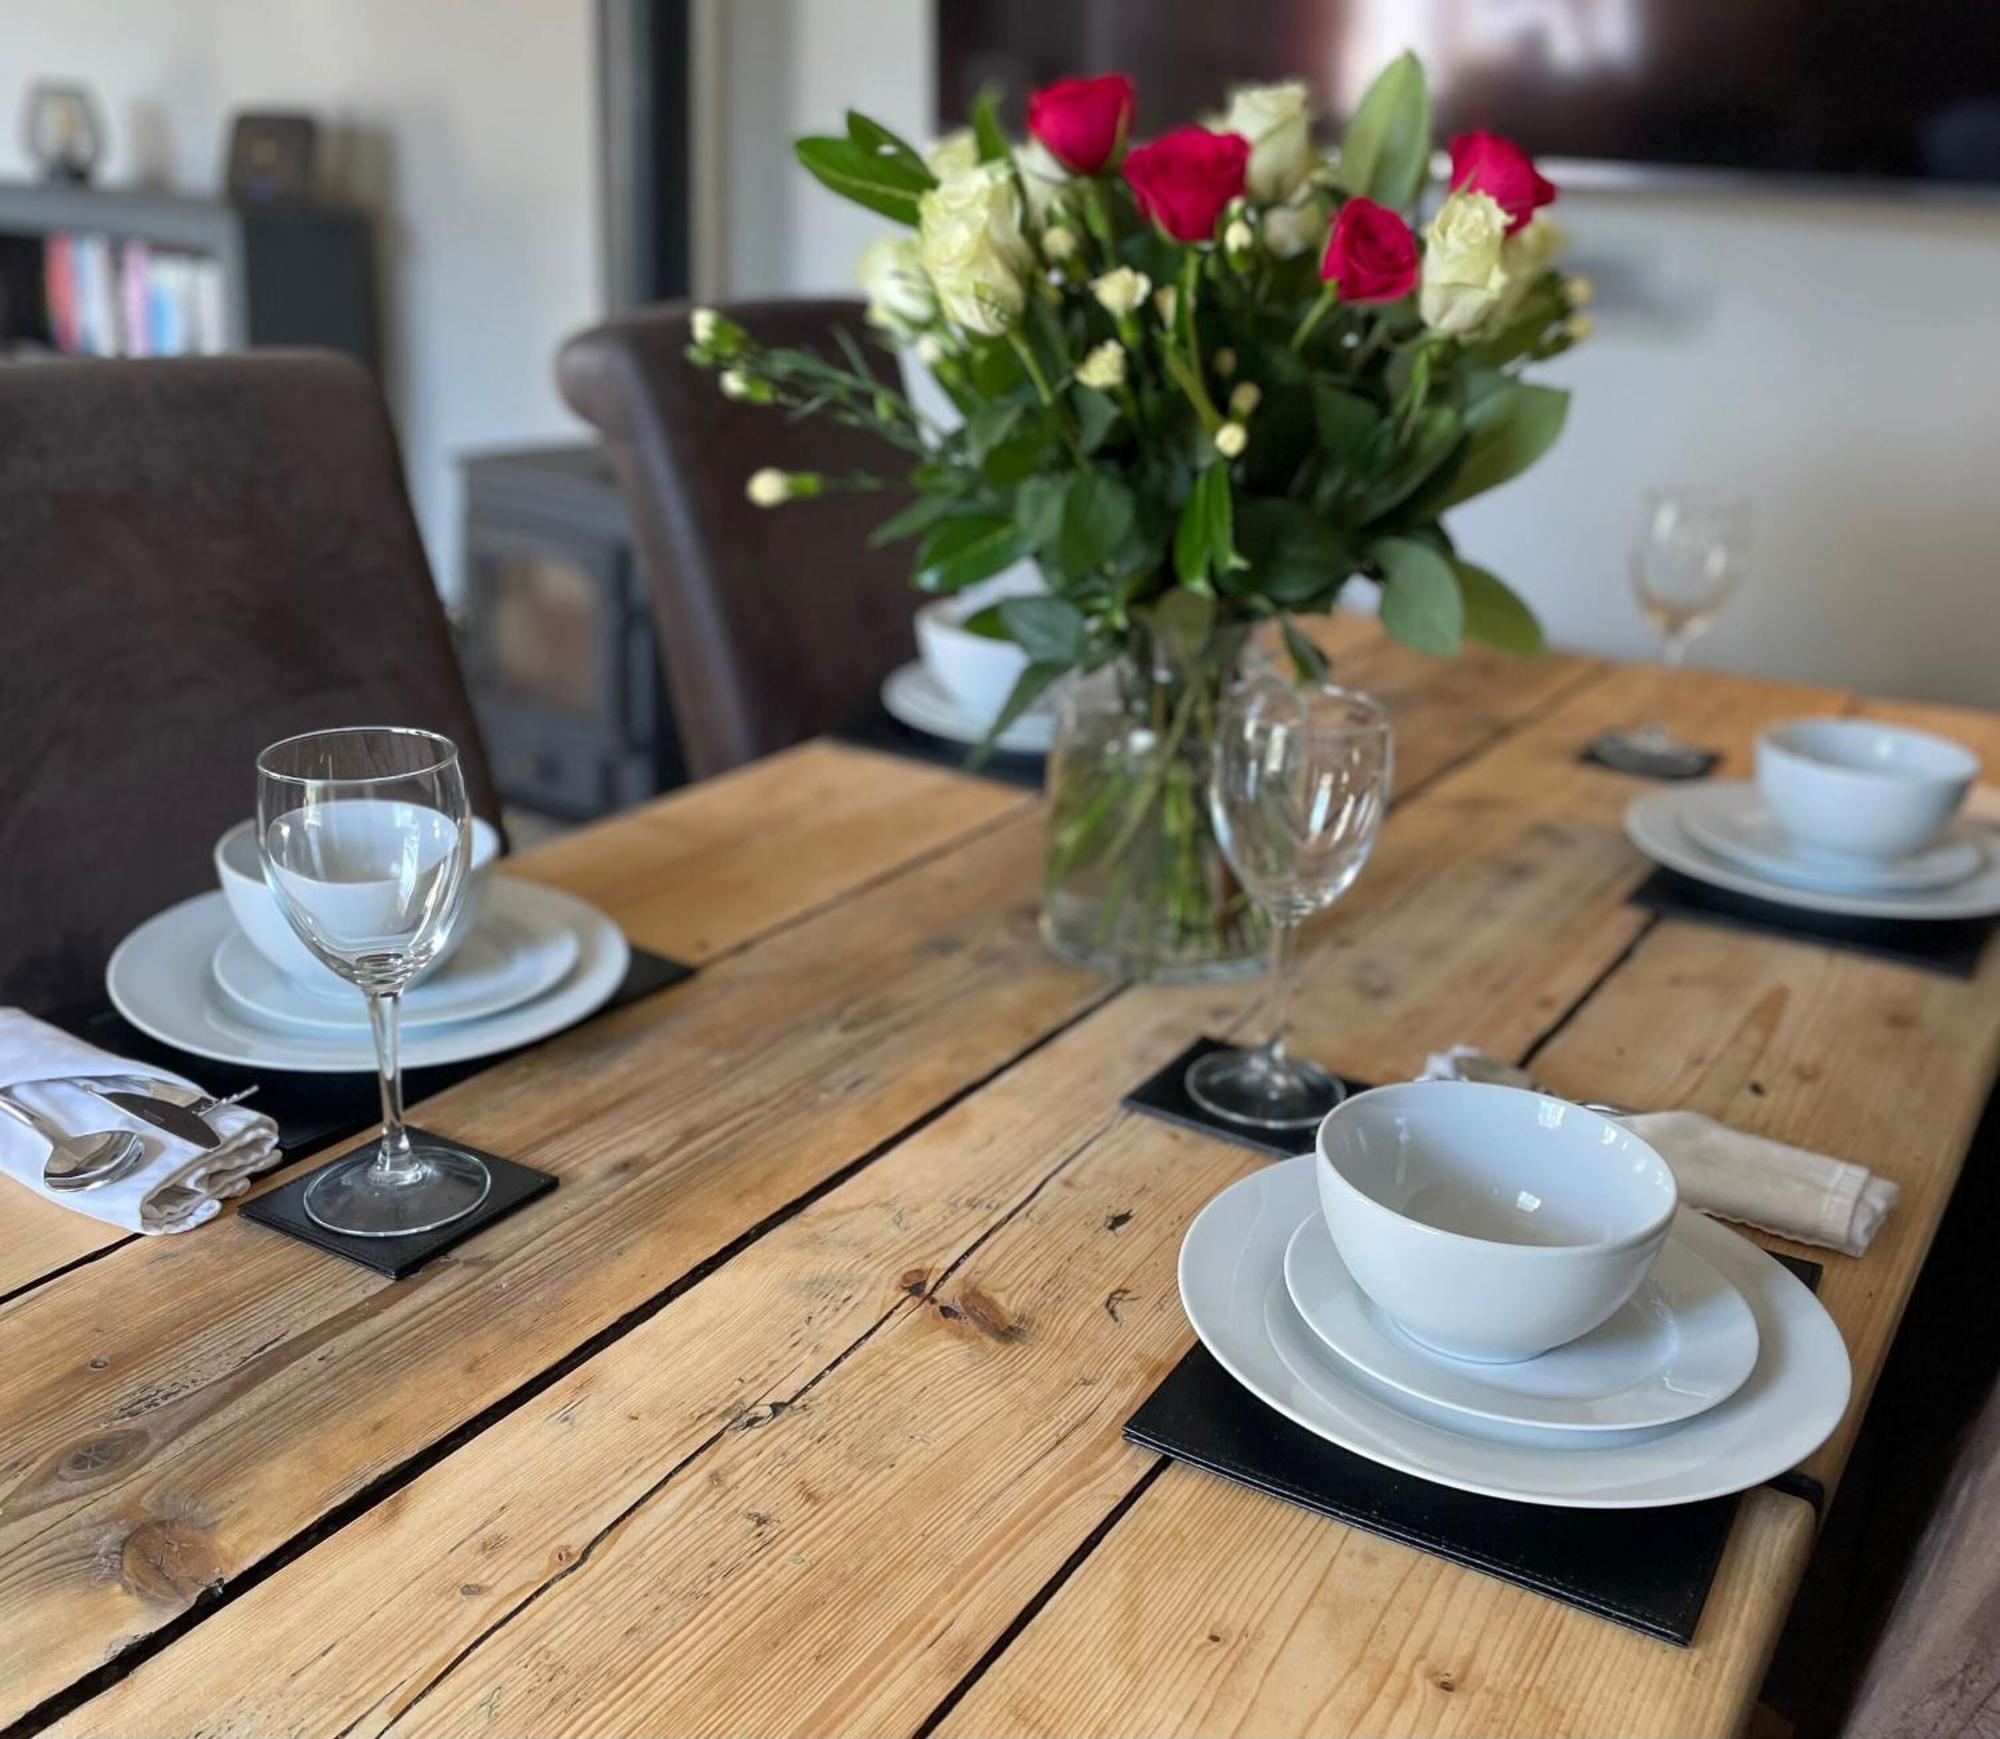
(0, 1009, 281, 1233)
(1420, 1045, 1898, 1257)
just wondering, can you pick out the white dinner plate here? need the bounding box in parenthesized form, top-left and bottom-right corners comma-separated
(1627, 787, 2000, 921)
(210, 886, 582, 1032)
(1181, 1156, 1850, 1508)
(881, 661, 1054, 755)
(108, 880, 628, 1073)
(1282, 1211, 1759, 1432)
(1677, 781, 1985, 895)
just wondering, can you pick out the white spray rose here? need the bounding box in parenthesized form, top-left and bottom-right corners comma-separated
(1419, 191, 1511, 336)
(857, 233, 935, 337)
(1213, 422, 1249, 458)
(1489, 212, 1568, 325)
(1262, 198, 1324, 260)
(1041, 224, 1079, 263)
(917, 163, 1033, 338)
(1091, 265, 1151, 317)
(925, 129, 980, 179)
(1076, 341, 1127, 391)
(1216, 80, 1314, 203)
(1014, 137, 1075, 225)
(745, 469, 791, 507)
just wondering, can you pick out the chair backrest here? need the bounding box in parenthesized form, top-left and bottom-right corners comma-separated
(557, 298, 916, 781)
(0, 352, 498, 1014)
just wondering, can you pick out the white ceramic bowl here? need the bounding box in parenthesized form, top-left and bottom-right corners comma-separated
(913, 588, 1033, 725)
(215, 814, 500, 991)
(1314, 1082, 1678, 1364)
(1756, 718, 1978, 864)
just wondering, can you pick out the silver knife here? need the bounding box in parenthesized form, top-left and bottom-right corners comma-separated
(91, 1090, 223, 1151)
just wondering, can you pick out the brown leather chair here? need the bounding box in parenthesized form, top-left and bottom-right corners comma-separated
(0, 352, 499, 1015)
(557, 298, 916, 781)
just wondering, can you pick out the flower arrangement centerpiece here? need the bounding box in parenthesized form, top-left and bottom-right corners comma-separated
(688, 53, 1588, 982)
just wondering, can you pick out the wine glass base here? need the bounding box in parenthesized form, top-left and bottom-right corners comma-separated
(1186, 1047, 1347, 1132)
(303, 1145, 493, 1239)
(1588, 729, 1716, 780)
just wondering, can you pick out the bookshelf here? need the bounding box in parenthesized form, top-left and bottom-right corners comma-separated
(0, 181, 376, 367)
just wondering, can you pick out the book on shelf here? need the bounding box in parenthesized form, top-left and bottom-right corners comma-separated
(39, 229, 227, 357)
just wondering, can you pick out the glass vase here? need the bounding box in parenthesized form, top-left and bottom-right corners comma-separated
(1040, 629, 1267, 984)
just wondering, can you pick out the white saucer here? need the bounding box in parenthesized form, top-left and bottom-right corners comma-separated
(882, 661, 1054, 755)
(1282, 1211, 1759, 1432)
(108, 879, 629, 1073)
(1678, 782, 1985, 894)
(211, 890, 582, 1032)
(1627, 787, 2000, 921)
(1180, 1156, 1850, 1508)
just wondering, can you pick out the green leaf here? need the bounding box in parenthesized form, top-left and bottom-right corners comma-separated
(1281, 615, 1331, 684)
(1357, 405, 1463, 522)
(867, 493, 958, 548)
(980, 428, 1052, 485)
(963, 399, 1026, 463)
(1375, 535, 1464, 655)
(845, 111, 934, 185)
(1013, 476, 1066, 554)
(1172, 466, 1233, 591)
(1421, 383, 1570, 515)
(915, 515, 1025, 593)
(1338, 51, 1431, 210)
(1150, 585, 1216, 666)
(999, 595, 1088, 665)
(1071, 385, 1120, 455)
(1312, 380, 1388, 478)
(968, 340, 1025, 397)
(1057, 472, 1136, 578)
(1236, 499, 1355, 605)
(794, 135, 930, 224)
(1453, 559, 1544, 654)
(971, 84, 1011, 164)
(969, 659, 1064, 769)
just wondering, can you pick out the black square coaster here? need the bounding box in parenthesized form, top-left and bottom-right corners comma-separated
(1630, 868, 1990, 980)
(239, 1128, 555, 1279)
(1123, 1035, 1372, 1159)
(834, 701, 1046, 791)
(1580, 734, 1721, 780)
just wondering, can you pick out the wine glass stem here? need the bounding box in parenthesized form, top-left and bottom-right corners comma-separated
(364, 989, 420, 1182)
(1260, 917, 1294, 1066)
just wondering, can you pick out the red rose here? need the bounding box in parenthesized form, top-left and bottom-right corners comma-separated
(1448, 130, 1556, 234)
(1123, 127, 1252, 242)
(1320, 197, 1418, 302)
(1027, 74, 1135, 175)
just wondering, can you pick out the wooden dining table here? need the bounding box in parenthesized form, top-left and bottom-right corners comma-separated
(4, 613, 1997, 1739)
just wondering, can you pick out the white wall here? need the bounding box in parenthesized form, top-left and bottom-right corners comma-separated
(712, 0, 2000, 709)
(0, 0, 602, 598)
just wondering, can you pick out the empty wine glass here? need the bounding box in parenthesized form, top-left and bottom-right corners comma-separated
(1186, 682, 1393, 1130)
(256, 727, 487, 1237)
(1593, 488, 1753, 777)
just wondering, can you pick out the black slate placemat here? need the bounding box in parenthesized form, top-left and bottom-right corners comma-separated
(239, 1129, 554, 1279)
(835, 700, 1046, 791)
(56, 945, 694, 1157)
(1124, 1035, 1370, 1159)
(1630, 868, 1991, 979)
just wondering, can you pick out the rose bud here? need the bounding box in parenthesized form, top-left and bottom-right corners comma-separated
(1027, 74, 1136, 175)
(1447, 130, 1556, 234)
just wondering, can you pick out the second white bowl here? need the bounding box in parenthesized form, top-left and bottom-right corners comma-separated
(1756, 718, 1978, 864)
(1314, 1081, 1677, 1364)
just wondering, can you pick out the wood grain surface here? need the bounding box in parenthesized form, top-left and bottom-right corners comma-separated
(6, 622, 1993, 1739)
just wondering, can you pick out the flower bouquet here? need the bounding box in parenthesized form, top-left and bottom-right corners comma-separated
(689, 53, 1587, 981)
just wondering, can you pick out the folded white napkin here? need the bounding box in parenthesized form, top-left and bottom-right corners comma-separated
(0, 1009, 281, 1233)
(1420, 1045, 1899, 1257)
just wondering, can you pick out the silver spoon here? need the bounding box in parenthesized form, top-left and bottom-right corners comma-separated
(0, 1092, 148, 1189)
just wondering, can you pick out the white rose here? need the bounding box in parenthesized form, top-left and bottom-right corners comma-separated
(1076, 340, 1127, 391)
(1419, 191, 1510, 336)
(1216, 80, 1314, 203)
(857, 233, 934, 337)
(1091, 265, 1151, 317)
(1013, 137, 1075, 225)
(925, 129, 980, 180)
(1262, 198, 1325, 261)
(917, 163, 1033, 338)
(1489, 212, 1568, 324)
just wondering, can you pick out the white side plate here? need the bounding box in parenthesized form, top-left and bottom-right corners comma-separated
(881, 661, 1053, 755)
(1181, 1156, 1850, 1508)
(1677, 781, 1984, 894)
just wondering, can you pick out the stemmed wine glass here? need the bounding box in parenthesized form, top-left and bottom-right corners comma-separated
(1592, 487, 1753, 777)
(1186, 681, 1393, 1130)
(256, 727, 489, 1237)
